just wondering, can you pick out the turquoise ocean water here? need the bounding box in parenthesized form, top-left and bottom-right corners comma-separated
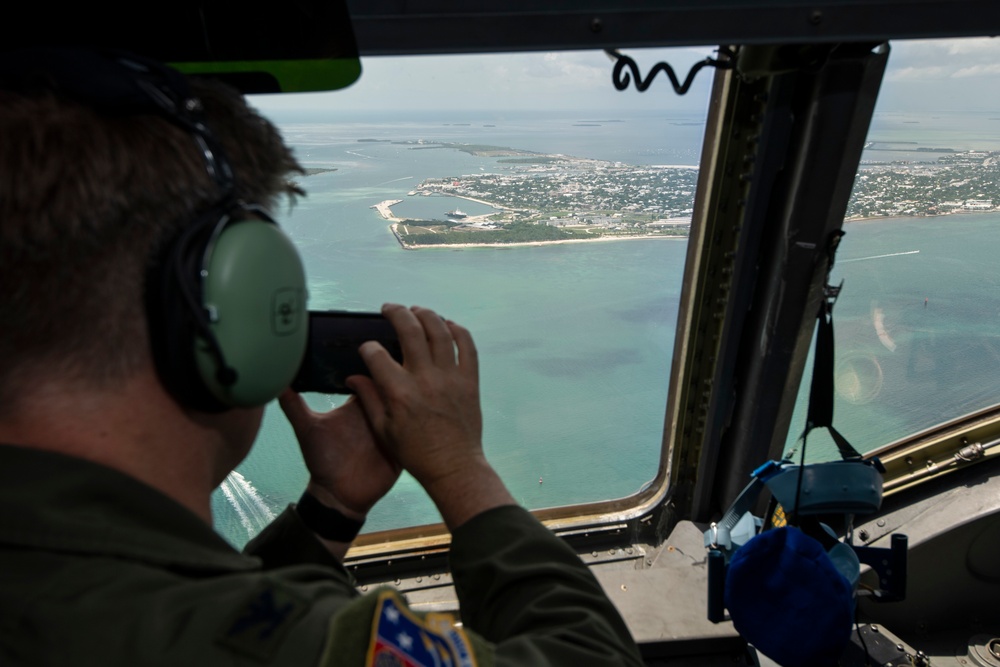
(785, 212, 1000, 460)
(211, 110, 1000, 548)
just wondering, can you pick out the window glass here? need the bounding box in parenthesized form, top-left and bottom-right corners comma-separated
(784, 38, 1000, 462)
(210, 49, 714, 547)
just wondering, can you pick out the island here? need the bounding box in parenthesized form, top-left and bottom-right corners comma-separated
(367, 141, 1000, 249)
(370, 142, 696, 249)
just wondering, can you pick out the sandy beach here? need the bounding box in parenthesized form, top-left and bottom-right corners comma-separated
(388, 222, 684, 250)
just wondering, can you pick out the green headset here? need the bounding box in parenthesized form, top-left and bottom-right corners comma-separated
(1, 48, 309, 412)
(147, 198, 308, 412)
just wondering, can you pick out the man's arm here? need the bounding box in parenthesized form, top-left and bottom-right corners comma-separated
(451, 505, 644, 665)
(261, 303, 641, 664)
(348, 304, 643, 665)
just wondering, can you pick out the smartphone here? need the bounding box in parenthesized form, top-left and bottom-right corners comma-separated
(291, 310, 403, 394)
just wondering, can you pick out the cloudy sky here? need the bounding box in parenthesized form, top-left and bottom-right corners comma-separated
(878, 38, 1000, 113)
(253, 37, 1000, 117)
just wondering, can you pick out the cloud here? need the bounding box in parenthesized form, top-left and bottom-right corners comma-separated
(952, 63, 1000, 78)
(885, 65, 951, 81)
(886, 37, 1000, 80)
(875, 37, 1000, 112)
(945, 37, 1000, 57)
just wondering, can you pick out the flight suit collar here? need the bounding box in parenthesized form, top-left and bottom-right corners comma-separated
(0, 443, 259, 573)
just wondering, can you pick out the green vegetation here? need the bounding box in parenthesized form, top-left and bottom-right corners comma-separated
(398, 219, 462, 229)
(401, 223, 592, 246)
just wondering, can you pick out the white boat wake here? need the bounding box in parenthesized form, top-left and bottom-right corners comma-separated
(841, 250, 920, 263)
(378, 175, 414, 185)
(220, 471, 276, 539)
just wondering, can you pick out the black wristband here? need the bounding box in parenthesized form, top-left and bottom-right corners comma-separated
(295, 491, 365, 542)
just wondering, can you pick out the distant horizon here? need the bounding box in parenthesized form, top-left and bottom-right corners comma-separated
(251, 38, 1000, 120)
(250, 106, 712, 125)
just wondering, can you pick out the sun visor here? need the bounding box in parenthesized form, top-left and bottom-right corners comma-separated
(1, 1, 361, 94)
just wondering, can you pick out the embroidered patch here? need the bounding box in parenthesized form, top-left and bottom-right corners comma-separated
(217, 583, 306, 661)
(365, 591, 477, 667)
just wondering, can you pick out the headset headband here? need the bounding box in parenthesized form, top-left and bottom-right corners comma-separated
(1, 48, 233, 191)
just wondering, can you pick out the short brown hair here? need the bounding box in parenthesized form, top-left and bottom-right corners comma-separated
(0, 76, 303, 404)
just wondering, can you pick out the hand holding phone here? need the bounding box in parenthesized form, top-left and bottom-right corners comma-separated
(291, 310, 403, 394)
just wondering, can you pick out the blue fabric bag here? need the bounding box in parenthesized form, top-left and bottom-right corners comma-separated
(724, 526, 854, 667)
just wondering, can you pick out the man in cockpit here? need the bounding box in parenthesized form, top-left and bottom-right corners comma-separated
(0, 50, 643, 666)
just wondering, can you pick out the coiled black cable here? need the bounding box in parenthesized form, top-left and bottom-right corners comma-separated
(607, 48, 736, 95)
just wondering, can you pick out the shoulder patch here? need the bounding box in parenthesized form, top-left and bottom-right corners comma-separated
(366, 590, 477, 667)
(217, 582, 306, 662)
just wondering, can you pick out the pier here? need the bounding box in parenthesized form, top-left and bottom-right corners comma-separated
(371, 199, 403, 221)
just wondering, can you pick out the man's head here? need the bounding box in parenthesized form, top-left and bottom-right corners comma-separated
(0, 50, 304, 413)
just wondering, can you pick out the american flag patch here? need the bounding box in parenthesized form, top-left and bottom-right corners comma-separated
(365, 590, 477, 667)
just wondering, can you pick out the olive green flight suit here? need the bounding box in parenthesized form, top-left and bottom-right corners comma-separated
(0, 444, 643, 666)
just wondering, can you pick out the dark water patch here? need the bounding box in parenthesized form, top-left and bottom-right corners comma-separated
(527, 349, 643, 378)
(485, 338, 545, 354)
(612, 303, 673, 324)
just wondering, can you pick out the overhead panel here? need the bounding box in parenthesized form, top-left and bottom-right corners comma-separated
(346, 0, 1000, 54)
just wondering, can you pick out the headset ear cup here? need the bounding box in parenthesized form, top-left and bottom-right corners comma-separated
(196, 219, 307, 407)
(147, 212, 308, 412)
(146, 212, 232, 412)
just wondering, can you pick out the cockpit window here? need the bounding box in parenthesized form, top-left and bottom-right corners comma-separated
(210, 49, 715, 547)
(783, 37, 1000, 462)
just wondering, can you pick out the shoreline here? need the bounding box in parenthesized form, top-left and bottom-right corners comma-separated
(845, 208, 999, 223)
(389, 223, 684, 249)
(377, 198, 687, 250)
(378, 201, 998, 250)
